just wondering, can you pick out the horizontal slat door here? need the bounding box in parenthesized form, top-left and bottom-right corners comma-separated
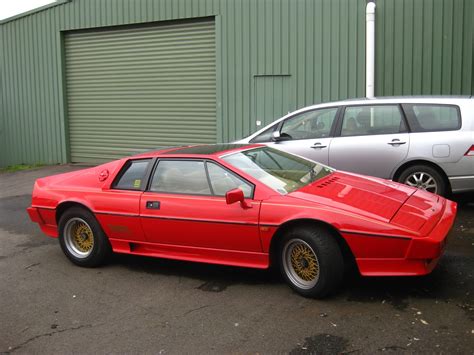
(65, 20, 216, 163)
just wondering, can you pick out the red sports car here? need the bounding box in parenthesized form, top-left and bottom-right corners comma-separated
(27, 144, 457, 298)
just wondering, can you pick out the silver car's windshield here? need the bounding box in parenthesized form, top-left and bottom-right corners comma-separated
(222, 147, 334, 194)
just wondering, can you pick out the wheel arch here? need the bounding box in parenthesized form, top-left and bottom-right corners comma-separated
(391, 159, 451, 193)
(268, 218, 356, 270)
(55, 201, 95, 224)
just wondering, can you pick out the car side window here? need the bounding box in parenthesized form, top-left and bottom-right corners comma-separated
(150, 160, 211, 195)
(250, 125, 277, 143)
(340, 105, 406, 137)
(113, 159, 151, 190)
(279, 107, 338, 140)
(247, 148, 309, 172)
(403, 104, 461, 132)
(206, 162, 253, 198)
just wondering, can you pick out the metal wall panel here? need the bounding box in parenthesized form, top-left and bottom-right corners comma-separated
(254, 75, 292, 128)
(0, 0, 367, 167)
(0, 6, 66, 167)
(5, 0, 470, 166)
(221, 0, 366, 143)
(65, 19, 216, 163)
(375, 0, 474, 96)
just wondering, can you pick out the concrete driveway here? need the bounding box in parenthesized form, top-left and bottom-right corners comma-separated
(1, 165, 473, 353)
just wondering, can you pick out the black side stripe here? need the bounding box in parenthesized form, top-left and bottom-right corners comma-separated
(96, 211, 258, 226)
(140, 215, 258, 226)
(340, 230, 411, 240)
(89, 212, 411, 239)
(95, 211, 139, 218)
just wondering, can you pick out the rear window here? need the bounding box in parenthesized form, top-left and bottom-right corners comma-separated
(403, 104, 461, 132)
(113, 159, 151, 190)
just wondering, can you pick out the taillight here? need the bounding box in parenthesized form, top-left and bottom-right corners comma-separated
(465, 145, 474, 156)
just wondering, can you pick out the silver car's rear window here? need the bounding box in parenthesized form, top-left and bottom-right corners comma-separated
(402, 104, 461, 132)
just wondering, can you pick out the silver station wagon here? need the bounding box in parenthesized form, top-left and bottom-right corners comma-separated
(236, 97, 474, 196)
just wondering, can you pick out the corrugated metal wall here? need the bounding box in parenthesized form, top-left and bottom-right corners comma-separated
(218, 0, 366, 144)
(0, 0, 472, 167)
(1, 4, 67, 167)
(376, 0, 474, 96)
(0, 0, 367, 167)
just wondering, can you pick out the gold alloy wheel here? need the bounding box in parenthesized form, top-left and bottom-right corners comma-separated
(72, 222, 94, 252)
(64, 217, 95, 258)
(290, 243, 319, 282)
(283, 239, 320, 289)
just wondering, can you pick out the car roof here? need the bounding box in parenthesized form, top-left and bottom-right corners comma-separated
(133, 143, 262, 159)
(242, 95, 473, 141)
(306, 95, 472, 108)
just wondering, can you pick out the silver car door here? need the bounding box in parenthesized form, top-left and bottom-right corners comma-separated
(269, 107, 339, 165)
(329, 104, 410, 179)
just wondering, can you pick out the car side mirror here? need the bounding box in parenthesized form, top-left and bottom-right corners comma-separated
(225, 188, 252, 209)
(271, 130, 284, 142)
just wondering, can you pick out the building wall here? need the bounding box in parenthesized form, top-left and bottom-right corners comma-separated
(375, 0, 474, 96)
(0, 0, 367, 167)
(0, 0, 472, 167)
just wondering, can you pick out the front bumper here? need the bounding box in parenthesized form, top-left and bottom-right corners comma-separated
(354, 199, 457, 276)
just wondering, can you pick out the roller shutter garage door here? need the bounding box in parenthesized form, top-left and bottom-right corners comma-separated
(65, 19, 216, 163)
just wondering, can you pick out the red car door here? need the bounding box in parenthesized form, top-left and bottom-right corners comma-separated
(139, 159, 261, 252)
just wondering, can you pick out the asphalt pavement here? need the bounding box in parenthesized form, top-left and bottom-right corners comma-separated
(0, 165, 473, 354)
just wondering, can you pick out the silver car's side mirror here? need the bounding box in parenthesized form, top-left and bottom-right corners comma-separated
(272, 130, 282, 142)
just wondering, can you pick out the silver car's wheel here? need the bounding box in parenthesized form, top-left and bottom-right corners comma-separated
(398, 164, 447, 196)
(404, 171, 438, 194)
(282, 238, 320, 290)
(63, 217, 95, 259)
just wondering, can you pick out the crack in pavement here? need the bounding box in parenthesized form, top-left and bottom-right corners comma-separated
(24, 262, 41, 270)
(4, 324, 94, 353)
(182, 304, 212, 316)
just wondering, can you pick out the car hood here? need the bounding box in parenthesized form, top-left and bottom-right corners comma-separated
(289, 171, 417, 222)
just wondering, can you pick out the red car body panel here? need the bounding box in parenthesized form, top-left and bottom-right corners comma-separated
(27, 144, 457, 276)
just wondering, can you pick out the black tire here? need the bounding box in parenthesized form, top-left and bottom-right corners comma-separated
(58, 207, 112, 267)
(397, 164, 447, 196)
(279, 225, 344, 298)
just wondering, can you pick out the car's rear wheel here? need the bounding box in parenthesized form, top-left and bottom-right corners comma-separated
(58, 207, 111, 267)
(279, 226, 344, 298)
(398, 165, 446, 196)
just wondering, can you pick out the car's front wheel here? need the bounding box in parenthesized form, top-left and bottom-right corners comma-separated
(279, 226, 344, 298)
(58, 207, 111, 267)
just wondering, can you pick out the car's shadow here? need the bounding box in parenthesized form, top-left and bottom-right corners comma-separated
(111, 253, 280, 292)
(110, 248, 473, 311)
(450, 191, 474, 206)
(340, 255, 473, 311)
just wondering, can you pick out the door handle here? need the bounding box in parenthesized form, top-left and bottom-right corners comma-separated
(387, 139, 407, 146)
(146, 201, 161, 209)
(310, 142, 327, 149)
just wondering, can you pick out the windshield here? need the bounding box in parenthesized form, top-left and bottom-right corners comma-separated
(222, 147, 334, 194)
